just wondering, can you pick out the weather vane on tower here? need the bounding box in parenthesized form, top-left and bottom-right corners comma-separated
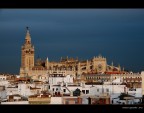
(26, 26, 29, 30)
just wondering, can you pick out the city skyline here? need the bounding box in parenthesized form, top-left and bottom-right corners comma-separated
(0, 9, 144, 74)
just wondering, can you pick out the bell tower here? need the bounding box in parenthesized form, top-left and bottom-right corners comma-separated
(20, 27, 34, 76)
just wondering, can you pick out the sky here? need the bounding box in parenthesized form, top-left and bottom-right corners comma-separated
(0, 9, 144, 74)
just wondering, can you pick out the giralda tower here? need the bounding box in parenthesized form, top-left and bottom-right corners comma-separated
(20, 27, 34, 76)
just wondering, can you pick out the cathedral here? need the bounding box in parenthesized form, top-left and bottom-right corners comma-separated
(20, 27, 121, 79)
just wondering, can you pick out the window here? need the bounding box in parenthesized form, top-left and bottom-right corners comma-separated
(97, 89, 99, 92)
(49, 86, 50, 89)
(86, 90, 89, 94)
(106, 89, 109, 92)
(65, 100, 69, 104)
(56, 88, 58, 91)
(82, 90, 85, 94)
(63, 89, 66, 92)
(53, 88, 54, 91)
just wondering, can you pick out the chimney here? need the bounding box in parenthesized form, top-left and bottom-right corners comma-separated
(39, 94, 43, 97)
(70, 91, 73, 96)
(124, 87, 126, 93)
(88, 97, 91, 105)
(77, 97, 82, 104)
(80, 82, 83, 87)
(82, 82, 85, 88)
(61, 81, 64, 86)
(10, 91, 13, 95)
(66, 82, 68, 87)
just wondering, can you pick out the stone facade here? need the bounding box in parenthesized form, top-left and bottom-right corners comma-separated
(141, 71, 144, 95)
(19, 28, 121, 78)
(81, 73, 141, 88)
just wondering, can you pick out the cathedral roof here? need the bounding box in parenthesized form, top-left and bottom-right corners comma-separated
(105, 71, 125, 74)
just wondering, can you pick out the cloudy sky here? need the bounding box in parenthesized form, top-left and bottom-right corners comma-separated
(0, 9, 144, 74)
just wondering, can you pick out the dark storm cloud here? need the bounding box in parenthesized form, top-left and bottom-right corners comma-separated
(0, 9, 144, 74)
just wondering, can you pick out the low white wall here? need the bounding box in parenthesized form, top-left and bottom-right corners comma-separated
(50, 97, 62, 104)
(1, 101, 29, 104)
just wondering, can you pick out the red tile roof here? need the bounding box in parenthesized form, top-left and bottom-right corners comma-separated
(105, 71, 125, 74)
(15, 77, 30, 81)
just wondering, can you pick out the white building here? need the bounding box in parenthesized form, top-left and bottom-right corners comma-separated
(48, 79, 127, 97)
(5, 83, 48, 98)
(0, 80, 10, 87)
(48, 74, 73, 85)
(50, 97, 62, 104)
(17, 83, 49, 97)
(0, 75, 7, 80)
(6, 86, 19, 96)
(0, 86, 7, 99)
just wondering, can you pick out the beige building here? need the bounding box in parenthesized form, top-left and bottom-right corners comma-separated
(141, 71, 144, 96)
(28, 93, 51, 104)
(19, 27, 121, 79)
(81, 72, 141, 88)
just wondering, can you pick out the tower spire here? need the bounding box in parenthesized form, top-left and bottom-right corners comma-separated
(111, 61, 113, 66)
(46, 57, 49, 61)
(20, 27, 34, 77)
(26, 26, 30, 36)
(25, 26, 31, 44)
(98, 53, 102, 58)
(118, 64, 121, 71)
